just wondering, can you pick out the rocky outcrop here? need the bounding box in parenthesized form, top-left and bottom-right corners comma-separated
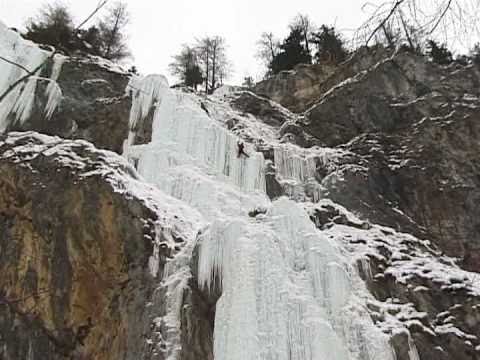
(0, 132, 208, 360)
(252, 47, 480, 358)
(301, 55, 480, 271)
(254, 63, 337, 113)
(308, 201, 480, 360)
(1, 24, 154, 153)
(339, 107, 480, 272)
(302, 51, 480, 147)
(253, 46, 392, 113)
(6, 56, 136, 153)
(230, 91, 294, 127)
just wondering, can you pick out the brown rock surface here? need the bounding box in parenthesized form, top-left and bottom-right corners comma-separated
(0, 132, 207, 360)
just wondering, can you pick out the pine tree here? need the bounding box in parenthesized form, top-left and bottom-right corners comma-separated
(77, 26, 103, 55)
(24, 2, 75, 51)
(270, 28, 311, 74)
(471, 43, 480, 66)
(311, 25, 348, 64)
(427, 40, 452, 65)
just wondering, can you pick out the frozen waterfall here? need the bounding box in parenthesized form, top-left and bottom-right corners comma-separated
(125, 76, 397, 360)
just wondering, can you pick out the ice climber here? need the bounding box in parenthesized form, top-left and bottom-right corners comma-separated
(237, 141, 249, 158)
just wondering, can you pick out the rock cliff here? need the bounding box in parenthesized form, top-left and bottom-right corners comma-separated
(1, 21, 480, 360)
(0, 132, 203, 360)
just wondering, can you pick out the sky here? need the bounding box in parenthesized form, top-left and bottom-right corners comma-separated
(1, 0, 476, 85)
(0, 0, 381, 84)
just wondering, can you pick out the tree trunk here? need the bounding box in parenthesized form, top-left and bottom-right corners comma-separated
(205, 51, 209, 94)
(211, 49, 216, 94)
(106, 13, 121, 59)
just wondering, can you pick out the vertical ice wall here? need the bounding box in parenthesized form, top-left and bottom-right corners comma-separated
(273, 144, 354, 203)
(125, 74, 169, 147)
(274, 144, 317, 182)
(126, 77, 266, 193)
(0, 21, 64, 130)
(126, 77, 396, 360)
(198, 198, 395, 360)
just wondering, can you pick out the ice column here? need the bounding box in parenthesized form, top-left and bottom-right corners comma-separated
(44, 54, 66, 119)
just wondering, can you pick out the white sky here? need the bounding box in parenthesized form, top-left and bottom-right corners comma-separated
(0, 0, 379, 84)
(1, 0, 474, 84)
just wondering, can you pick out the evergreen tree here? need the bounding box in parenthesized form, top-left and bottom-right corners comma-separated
(471, 43, 480, 66)
(185, 65, 203, 89)
(311, 25, 348, 64)
(24, 2, 75, 51)
(427, 40, 453, 65)
(77, 25, 103, 55)
(270, 28, 311, 74)
(23, 1, 130, 62)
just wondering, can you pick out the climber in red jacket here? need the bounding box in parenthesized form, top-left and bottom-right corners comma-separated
(237, 141, 250, 158)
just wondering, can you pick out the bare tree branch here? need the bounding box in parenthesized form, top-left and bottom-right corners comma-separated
(427, 0, 453, 34)
(74, 0, 109, 32)
(0, 55, 35, 75)
(358, 0, 480, 49)
(0, 52, 56, 104)
(365, 0, 406, 45)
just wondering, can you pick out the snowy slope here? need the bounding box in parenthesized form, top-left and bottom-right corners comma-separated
(124, 76, 398, 360)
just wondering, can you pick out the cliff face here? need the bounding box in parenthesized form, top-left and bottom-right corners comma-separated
(254, 46, 392, 113)
(247, 49, 480, 359)
(254, 63, 337, 113)
(0, 132, 204, 360)
(1, 21, 480, 360)
(0, 22, 154, 153)
(257, 49, 480, 273)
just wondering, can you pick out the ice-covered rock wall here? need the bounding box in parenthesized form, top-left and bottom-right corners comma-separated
(0, 21, 64, 130)
(125, 76, 398, 360)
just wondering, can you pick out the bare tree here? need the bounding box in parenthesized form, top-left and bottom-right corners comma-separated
(256, 32, 280, 70)
(356, 0, 480, 50)
(209, 36, 226, 91)
(290, 14, 313, 55)
(196, 36, 230, 93)
(98, 1, 130, 61)
(196, 37, 212, 93)
(169, 45, 203, 90)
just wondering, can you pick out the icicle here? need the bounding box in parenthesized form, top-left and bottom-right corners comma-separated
(44, 54, 65, 119)
(124, 74, 169, 147)
(359, 257, 374, 282)
(408, 335, 421, 360)
(274, 144, 317, 183)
